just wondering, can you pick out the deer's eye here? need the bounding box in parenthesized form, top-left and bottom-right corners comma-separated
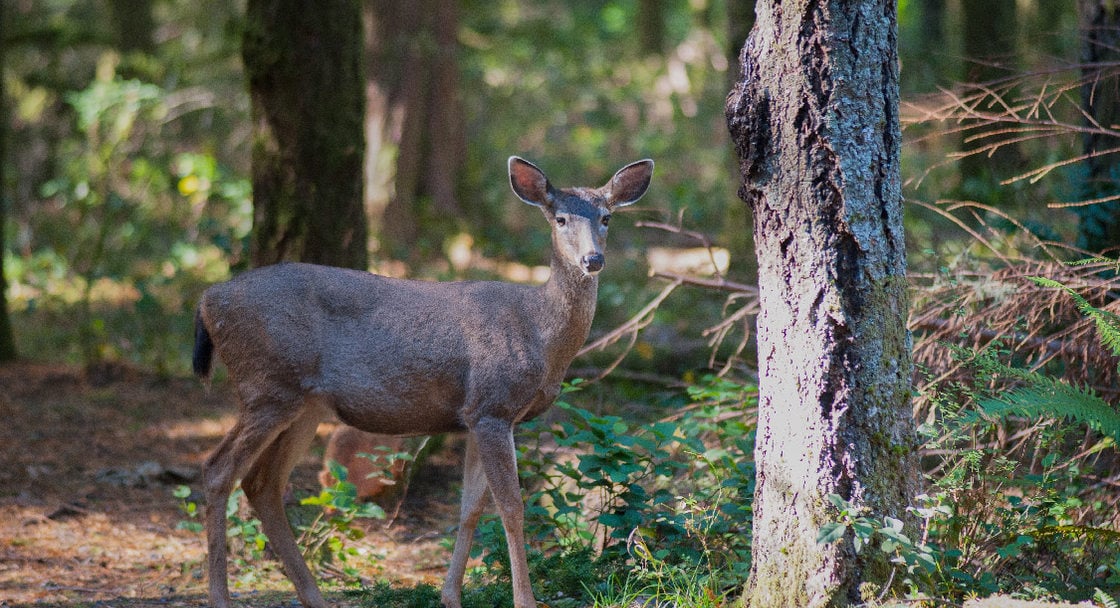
(601, 215, 611, 227)
(556, 216, 567, 227)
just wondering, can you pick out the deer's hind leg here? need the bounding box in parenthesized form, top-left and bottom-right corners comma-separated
(241, 401, 328, 608)
(203, 395, 307, 608)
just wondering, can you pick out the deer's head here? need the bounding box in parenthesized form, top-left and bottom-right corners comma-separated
(509, 156, 654, 276)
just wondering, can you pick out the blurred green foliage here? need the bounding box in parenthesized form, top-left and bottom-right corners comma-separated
(2, 0, 1096, 375)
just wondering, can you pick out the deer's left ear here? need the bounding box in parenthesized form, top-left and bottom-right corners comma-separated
(509, 156, 553, 209)
(606, 159, 654, 208)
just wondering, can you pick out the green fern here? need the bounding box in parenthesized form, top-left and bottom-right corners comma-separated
(1095, 588, 1120, 608)
(1029, 275, 1120, 359)
(974, 373, 1120, 445)
(1033, 525, 1120, 545)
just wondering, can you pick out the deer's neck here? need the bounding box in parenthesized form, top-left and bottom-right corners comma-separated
(538, 255, 598, 362)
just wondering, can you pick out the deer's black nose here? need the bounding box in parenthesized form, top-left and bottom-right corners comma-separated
(582, 253, 605, 273)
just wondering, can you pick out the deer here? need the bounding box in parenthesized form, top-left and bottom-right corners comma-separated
(192, 156, 654, 608)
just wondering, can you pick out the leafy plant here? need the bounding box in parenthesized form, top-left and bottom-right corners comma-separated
(473, 376, 755, 597)
(297, 460, 387, 579)
(173, 484, 204, 534)
(817, 493, 944, 598)
(174, 466, 386, 585)
(174, 484, 268, 561)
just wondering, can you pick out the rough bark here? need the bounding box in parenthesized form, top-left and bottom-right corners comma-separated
(1077, 0, 1120, 254)
(725, 1, 919, 605)
(365, 0, 464, 259)
(244, 0, 368, 270)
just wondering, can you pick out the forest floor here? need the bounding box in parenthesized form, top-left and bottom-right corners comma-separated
(0, 362, 466, 607)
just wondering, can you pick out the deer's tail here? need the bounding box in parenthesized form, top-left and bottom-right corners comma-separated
(192, 305, 214, 380)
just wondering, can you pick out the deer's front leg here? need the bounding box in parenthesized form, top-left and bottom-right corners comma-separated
(471, 417, 536, 608)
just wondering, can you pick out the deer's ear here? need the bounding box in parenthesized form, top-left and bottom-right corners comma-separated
(606, 159, 654, 208)
(509, 156, 553, 209)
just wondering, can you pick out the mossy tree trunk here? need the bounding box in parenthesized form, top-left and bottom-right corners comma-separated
(726, 1, 919, 605)
(243, 0, 368, 270)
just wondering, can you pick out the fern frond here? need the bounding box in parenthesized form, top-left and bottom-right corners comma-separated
(1028, 276, 1120, 359)
(975, 376, 1120, 444)
(1095, 588, 1120, 608)
(1065, 257, 1110, 266)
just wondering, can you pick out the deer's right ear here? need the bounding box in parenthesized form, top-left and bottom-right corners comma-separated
(509, 156, 553, 209)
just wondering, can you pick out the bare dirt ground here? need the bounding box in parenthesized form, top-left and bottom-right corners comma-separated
(0, 362, 464, 607)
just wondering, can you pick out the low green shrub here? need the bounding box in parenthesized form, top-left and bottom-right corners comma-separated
(472, 375, 757, 601)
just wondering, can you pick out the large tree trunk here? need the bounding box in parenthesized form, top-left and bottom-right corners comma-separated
(1076, 0, 1120, 254)
(725, 1, 919, 605)
(365, 0, 464, 260)
(244, 0, 368, 270)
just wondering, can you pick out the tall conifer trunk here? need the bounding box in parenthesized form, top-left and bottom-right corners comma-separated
(243, 0, 368, 270)
(726, 1, 919, 605)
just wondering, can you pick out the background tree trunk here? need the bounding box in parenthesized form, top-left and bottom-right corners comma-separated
(1076, 0, 1120, 254)
(243, 0, 368, 270)
(365, 0, 465, 261)
(958, 0, 1020, 200)
(638, 0, 666, 56)
(727, 0, 755, 90)
(726, 1, 919, 605)
(108, 0, 155, 54)
(0, 3, 17, 362)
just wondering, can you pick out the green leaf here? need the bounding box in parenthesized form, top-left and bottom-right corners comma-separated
(817, 522, 848, 544)
(826, 493, 849, 512)
(328, 459, 349, 482)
